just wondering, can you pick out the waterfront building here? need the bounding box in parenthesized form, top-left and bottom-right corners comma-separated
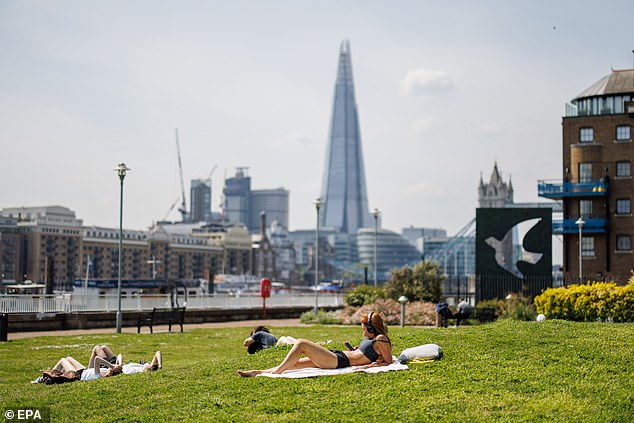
(320, 40, 372, 234)
(0, 217, 22, 283)
(0, 206, 83, 292)
(0, 205, 279, 291)
(539, 68, 634, 282)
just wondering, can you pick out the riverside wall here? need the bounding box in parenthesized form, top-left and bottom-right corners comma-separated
(4, 305, 341, 333)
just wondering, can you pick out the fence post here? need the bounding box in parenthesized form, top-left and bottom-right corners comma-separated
(0, 313, 8, 342)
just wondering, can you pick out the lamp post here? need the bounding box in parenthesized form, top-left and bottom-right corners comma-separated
(115, 163, 130, 333)
(314, 198, 322, 317)
(576, 218, 585, 284)
(398, 296, 409, 327)
(371, 208, 380, 287)
(147, 255, 161, 280)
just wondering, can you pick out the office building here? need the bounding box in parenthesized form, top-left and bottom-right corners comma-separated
(539, 68, 634, 283)
(223, 167, 251, 228)
(250, 188, 289, 231)
(357, 228, 421, 277)
(401, 226, 447, 252)
(320, 40, 372, 234)
(190, 179, 212, 223)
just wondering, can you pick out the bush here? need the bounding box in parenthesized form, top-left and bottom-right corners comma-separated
(344, 284, 384, 306)
(384, 261, 444, 303)
(337, 299, 437, 326)
(534, 282, 634, 322)
(300, 309, 343, 324)
(498, 294, 537, 321)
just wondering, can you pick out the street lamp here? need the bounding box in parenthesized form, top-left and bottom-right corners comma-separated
(147, 255, 161, 280)
(314, 198, 322, 317)
(576, 218, 585, 284)
(115, 163, 130, 333)
(371, 208, 380, 287)
(398, 296, 409, 327)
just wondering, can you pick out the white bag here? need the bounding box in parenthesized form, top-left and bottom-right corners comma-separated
(398, 344, 443, 363)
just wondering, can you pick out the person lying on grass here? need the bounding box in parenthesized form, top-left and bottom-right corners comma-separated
(243, 325, 298, 354)
(238, 312, 392, 377)
(33, 354, 123, 384)
(90, 344, 162, 374)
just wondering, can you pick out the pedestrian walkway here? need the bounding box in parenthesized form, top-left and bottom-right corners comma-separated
(7, 318, 304, 340)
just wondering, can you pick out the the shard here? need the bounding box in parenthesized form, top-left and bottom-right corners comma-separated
(320, 40, 371, 234)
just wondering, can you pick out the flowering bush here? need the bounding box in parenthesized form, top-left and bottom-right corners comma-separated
(337, 299, 437, 326)
(534, 282, 634, 322)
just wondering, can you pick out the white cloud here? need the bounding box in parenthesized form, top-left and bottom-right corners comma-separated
(408, 116, 437, 135)
(401, 69, 453, 96)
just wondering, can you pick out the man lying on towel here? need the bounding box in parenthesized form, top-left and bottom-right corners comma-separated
(238, 312, 392, 377)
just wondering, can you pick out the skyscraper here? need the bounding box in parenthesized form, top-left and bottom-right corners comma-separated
(320, 40, 372, 234)
(190, 179, 212, 223)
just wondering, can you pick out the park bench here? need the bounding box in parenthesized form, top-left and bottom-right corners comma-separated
(436, 305, 497, 327)
(137, 307, 186, 334)
(474, 307, 497, 323)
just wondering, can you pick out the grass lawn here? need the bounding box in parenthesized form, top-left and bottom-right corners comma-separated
(1, 320, 633, 422)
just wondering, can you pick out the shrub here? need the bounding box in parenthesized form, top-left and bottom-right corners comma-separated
(534, 282, 634, 322)
(337, 299, 437, 326)
(344, 284, 384, 306)
(498, 294, 537, 321)
(384, 261, 444, 303)
(300, 309, 343, 324)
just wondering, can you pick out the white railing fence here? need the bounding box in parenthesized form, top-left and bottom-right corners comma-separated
(0, 293, 345, 314)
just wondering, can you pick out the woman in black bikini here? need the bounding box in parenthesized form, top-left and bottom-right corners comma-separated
(238, 312, 392, 377)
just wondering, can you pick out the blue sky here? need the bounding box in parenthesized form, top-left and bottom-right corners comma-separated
(1, 1, 632, 264)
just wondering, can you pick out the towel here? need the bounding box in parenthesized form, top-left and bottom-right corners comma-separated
(257, 361, 408, 379)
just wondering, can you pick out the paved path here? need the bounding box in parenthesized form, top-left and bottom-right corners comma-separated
(7, 318, 305, 340)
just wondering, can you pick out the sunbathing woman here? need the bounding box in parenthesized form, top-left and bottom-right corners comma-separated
(37, 354, 122, 383)
(90, 344, 162, 374)
(238, 312, 392, 377)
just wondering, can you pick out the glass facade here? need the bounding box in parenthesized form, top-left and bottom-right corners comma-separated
(320, 41, 371, 234)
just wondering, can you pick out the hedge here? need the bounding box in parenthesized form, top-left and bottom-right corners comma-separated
(534, 282, 634, 322)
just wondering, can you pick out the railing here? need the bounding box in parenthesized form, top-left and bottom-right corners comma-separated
(0, 293, 345, 314)
(538, 180, 608, 199)
(553, 218, 609, 234)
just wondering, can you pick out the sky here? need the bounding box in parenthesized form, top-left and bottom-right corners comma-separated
(1, 1, 633, 262)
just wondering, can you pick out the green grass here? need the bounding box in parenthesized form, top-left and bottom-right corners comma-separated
(1, 320, 633, 422)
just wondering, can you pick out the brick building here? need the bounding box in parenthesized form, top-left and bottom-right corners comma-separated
(539, 68, 634, 283)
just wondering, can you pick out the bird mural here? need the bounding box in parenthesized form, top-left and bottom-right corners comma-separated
(485, 217, 544, 278)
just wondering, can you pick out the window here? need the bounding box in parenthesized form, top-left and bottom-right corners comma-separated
(581, 237, 595, 257)
(579, 162, 592, 182)
(616, 125, 631, 141)
(616, 235, 632, 251)
(616, 199, 631, 215)
(579, 200, 592, 218)
(616, 161, 631, 177)
(579, 127, 594, 143)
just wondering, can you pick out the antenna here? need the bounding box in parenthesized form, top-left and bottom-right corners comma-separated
(175, 129, 188, 222)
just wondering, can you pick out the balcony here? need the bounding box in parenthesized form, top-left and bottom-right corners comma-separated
(552, 218, 608, 234)
(538, 180, 608, 199)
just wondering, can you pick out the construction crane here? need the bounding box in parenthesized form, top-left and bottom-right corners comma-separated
(205, 164, 218, 184)
(175, 128, 188, 222)
(161, 198, 180, 222)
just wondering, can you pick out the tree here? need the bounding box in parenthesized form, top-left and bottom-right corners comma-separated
(384, 261, 445, 303)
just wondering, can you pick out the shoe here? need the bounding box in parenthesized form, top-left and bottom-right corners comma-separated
(31, 376, 44, 384)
